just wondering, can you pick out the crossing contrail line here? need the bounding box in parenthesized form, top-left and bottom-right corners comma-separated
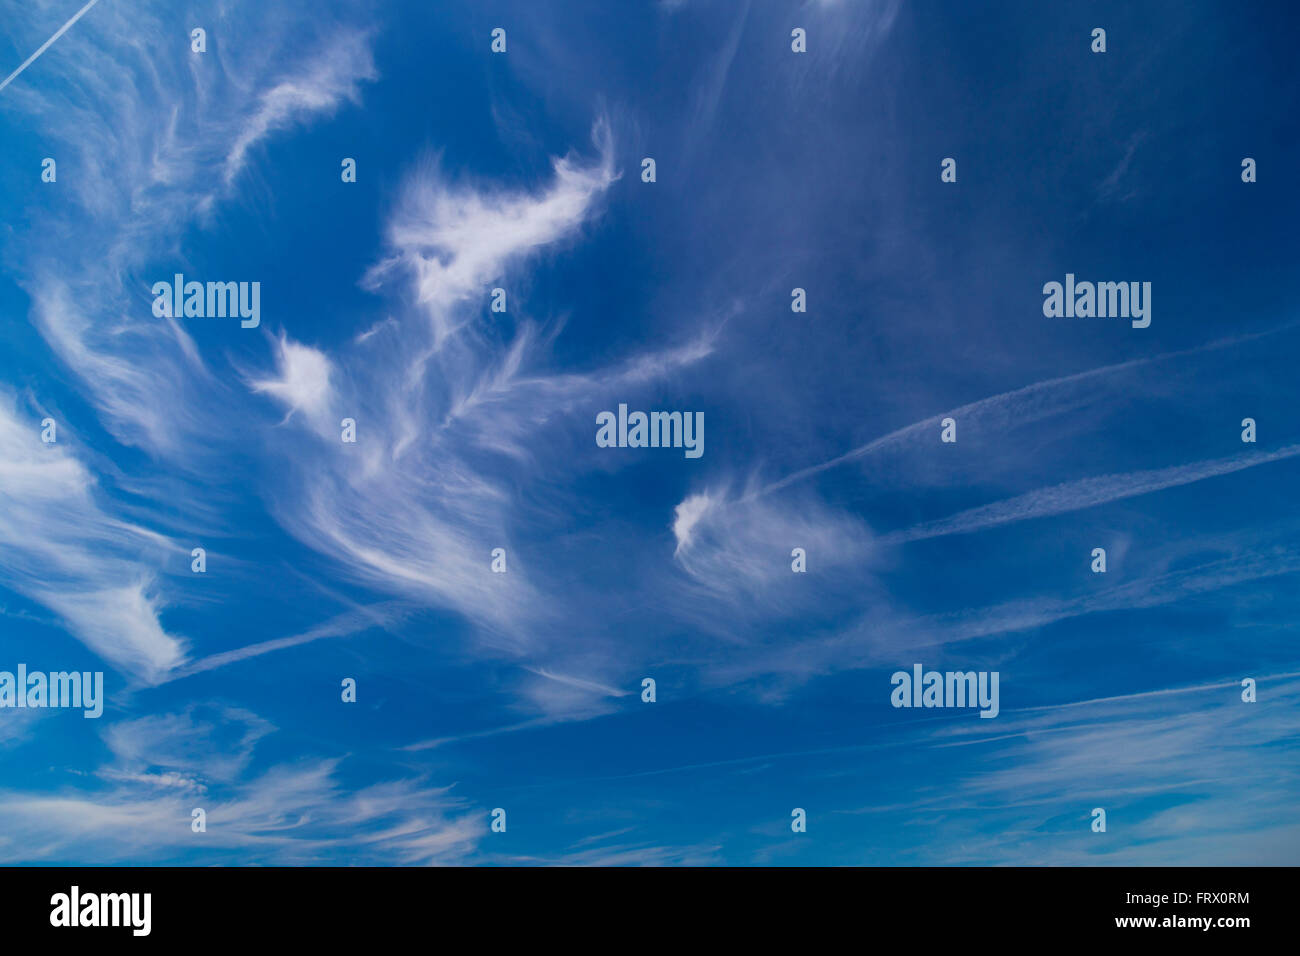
(0, 0, 102, 94)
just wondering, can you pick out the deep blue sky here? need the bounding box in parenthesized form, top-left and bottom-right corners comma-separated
(0, 0, 1297, 865)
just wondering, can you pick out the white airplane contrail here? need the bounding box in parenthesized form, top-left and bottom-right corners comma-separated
(0, 0, 102, 95)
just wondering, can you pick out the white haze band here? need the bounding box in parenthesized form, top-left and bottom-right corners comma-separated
(0, 665, 104, 718)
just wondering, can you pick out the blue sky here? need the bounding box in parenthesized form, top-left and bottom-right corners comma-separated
(0, 0, 1298, 865)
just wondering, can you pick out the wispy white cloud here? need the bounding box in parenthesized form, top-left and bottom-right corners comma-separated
(12, 5, 377, 459)
(365, 118, 618, 348)
(526, 667, 630, 699)
(515, 667, 632, 720)
(222, 30, 376, 185)
(504, 840, 724, 866)
(909, 675, 1300, 865)
(100, 705, 272, 787)
(672, 482, 872, 607)
(7, 4, 722, 720)
(246, 116, 715, 702)
(688, 524, 1300, 694)
(0, 705, 480, 865)
(661, 481, 882, 660)
(671, 491, 717, 555)
(1, 3, 383, 685)
(0, 391, 185, 681)
(29, 280, 215, 460)
(250, 335, 336, 427)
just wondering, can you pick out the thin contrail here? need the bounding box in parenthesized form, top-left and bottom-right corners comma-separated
(749, 322, 1298, 503)
(880, 442, 1300, 545)
(0, 0, 102, 94)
